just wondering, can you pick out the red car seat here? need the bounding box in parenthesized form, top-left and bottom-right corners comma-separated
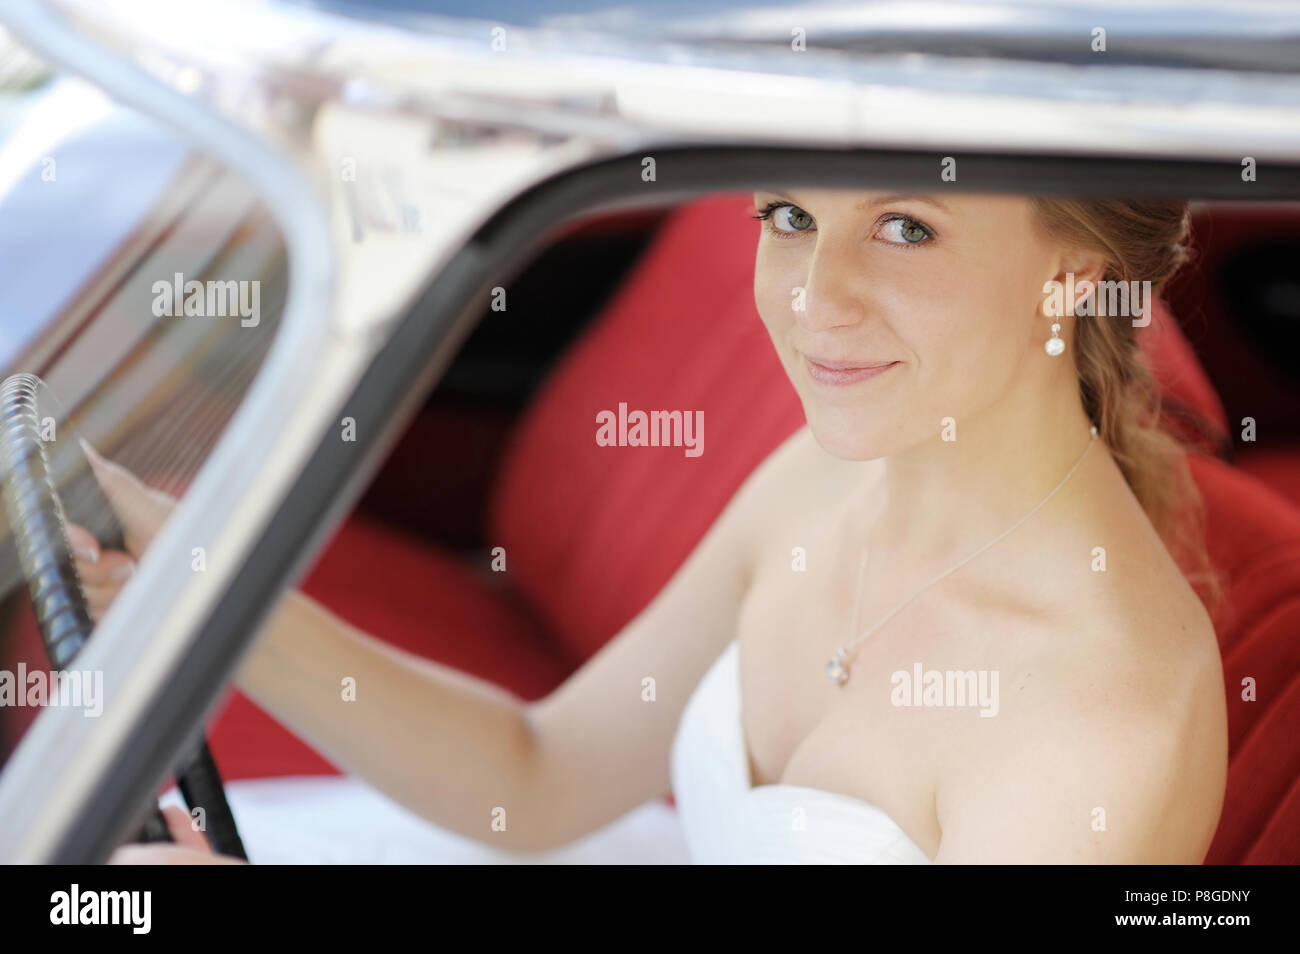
(201, 196, 1296, 864)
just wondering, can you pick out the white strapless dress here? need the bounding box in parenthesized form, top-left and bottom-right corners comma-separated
(160, 776, 689, 864)
(669, 638, 933, 864)
(164, 639, 929, 863)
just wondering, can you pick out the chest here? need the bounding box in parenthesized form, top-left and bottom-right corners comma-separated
(733, 532, 1016, 857)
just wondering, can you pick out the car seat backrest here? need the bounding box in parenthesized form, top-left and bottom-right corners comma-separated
(1193, 455, 1300, 863)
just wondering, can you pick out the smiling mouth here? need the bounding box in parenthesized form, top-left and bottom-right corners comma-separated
(802, 355, 900, 387)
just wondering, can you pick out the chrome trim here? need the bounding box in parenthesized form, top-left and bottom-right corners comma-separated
(317, 0, 1300, 76)
(45, 0, 1300, 162)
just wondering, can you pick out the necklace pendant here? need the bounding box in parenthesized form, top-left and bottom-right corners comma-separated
(826, 648, 850, 686)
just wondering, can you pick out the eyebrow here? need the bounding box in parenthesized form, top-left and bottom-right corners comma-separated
(854, 193, 951, 214)
(758, 190, 952, 216)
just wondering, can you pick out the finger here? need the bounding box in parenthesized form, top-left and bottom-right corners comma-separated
(161, 804, 213, 851)
(83, 585, 112, 621)
(65, 523, 100, 564)
(80, 439, 173, 555)
(84, 580, 132, 621)
(76, 550, 135, 588)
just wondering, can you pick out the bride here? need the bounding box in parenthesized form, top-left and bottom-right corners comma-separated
(79, 189, 1228, 864)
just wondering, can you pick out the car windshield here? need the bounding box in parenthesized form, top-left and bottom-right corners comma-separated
(0, 35, 287, 766)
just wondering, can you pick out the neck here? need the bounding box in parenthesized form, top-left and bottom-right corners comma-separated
(872, 371, 1096, 570)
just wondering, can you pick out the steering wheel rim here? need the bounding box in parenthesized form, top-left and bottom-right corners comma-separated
(0, 372, 246, 858)
(0, 374, 96, 668)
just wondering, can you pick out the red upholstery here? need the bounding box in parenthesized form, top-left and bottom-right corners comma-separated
(205, 515, 571, 780)
(1195, 456, 1300, 863)
(1237, 445, 1300, 512)
(490, 197, 805, 661)
(203, 197, 1300, 863)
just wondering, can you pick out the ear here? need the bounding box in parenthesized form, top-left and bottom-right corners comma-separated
(1047, 248, 1108, 317)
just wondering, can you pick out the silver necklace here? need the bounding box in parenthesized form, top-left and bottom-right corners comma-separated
(826, 425, 1099, 687)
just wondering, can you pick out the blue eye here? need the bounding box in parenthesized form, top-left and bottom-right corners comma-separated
(754, 202, 815, 236)
(875, 215, 934, 247)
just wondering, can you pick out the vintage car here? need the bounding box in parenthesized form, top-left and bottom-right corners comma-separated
(0, 0, 1297, 868)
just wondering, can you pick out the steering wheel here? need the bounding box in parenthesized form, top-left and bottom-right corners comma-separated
(0, 372, 247, 859)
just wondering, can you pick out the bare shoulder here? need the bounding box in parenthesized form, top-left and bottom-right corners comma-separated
(937, 565, 1228, 862)
(1060, 601, 1226, 862)
(1063, 479, 1229, 854)
(932, 454, 1229, 862)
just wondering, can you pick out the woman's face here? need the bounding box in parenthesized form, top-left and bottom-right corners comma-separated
(752, 189, 1070, 460)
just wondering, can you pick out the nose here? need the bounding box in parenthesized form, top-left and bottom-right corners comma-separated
(797, 238, 869, 332)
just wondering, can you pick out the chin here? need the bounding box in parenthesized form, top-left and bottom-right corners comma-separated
(783, 353, 914, 460)
(801, 402, 897, 461)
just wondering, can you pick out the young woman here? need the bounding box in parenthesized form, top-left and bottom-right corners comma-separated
(84, 189, 1228, 864)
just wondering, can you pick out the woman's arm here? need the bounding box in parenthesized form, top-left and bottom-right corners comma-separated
(79, 430, 805, 852)
(233, 446, 769, 851)
(234, 590, 543, 847)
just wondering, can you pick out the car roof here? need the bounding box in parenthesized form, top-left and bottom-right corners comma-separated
(304, 0, 1300, 72)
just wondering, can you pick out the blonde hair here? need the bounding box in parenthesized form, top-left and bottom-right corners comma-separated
(1032, 198, 1223, 617)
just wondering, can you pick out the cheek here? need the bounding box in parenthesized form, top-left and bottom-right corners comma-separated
(868, 266, 997, 415)
(909, 267, 1038, 413)
(753, 250, 799, 339)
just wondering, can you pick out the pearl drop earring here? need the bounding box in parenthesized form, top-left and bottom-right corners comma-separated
(1045, 321, 1065, 356)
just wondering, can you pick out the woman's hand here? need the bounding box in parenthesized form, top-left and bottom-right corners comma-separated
(69, 447, 247, 866)
(67, 439, 177, 622)
(108, 806, 247, 865)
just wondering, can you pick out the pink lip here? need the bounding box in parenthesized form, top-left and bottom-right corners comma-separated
(803, 355, 900, 386)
